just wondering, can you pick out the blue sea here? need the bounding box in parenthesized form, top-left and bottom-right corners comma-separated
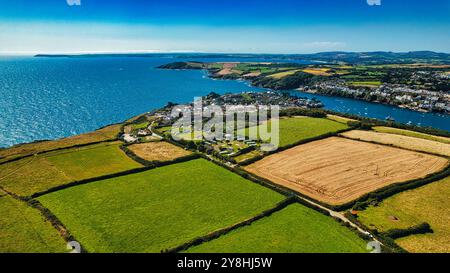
(0, 56, 449, 148)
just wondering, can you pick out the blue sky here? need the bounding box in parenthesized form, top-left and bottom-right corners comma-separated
(0, 0, 449, 54)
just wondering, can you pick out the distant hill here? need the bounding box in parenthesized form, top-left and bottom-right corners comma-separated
(177, 51, 450, 65)
(35, 51, 450, 65)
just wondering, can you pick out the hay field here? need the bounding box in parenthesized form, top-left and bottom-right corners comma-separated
(326, 114, 357, 124)
(373, 127, 450, 144)
(302, 68, 332, 76)
(128, 141, 191, 162)
(245, 137, 448, 205)
(0, 141, 142, 196)
(268, 69, 302, 79)
(358, 176, 450, 253)
(0, 124, 121, 163)
(341, 130, 450, 157)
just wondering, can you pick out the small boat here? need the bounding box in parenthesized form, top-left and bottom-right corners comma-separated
(385, 116, 395, 122)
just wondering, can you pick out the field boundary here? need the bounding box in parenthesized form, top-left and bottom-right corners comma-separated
(238, 127, 354, 166)
(339, 134, 450, 159)
(0, 184, 80, 252)
(243, 158, 449, 212)
(119, 143, 196, 167)
(166, 197, 297, 253)
(344, 211, 407, 253)
(350, 163, 450, 211)
(30, 154, 201, 199)
(199, 154, 380, 245)
(0, 139, 120, 166)
(238, 136, 449, 211)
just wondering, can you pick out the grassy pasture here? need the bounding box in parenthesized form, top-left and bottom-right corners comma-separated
(0, 124, 122, 163)
(373, 126, 450, 144)
(37, 159, 285, 253)
(186, 204, 369, 253)
(238, 117, 349, 148)
(0, 141, 142, 196)
(348, 81, 382, 87)
(358, 176, 450, 253)
(0, 190, 66, 253)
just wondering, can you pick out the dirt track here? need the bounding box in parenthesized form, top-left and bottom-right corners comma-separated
(245, 137, 448, 205)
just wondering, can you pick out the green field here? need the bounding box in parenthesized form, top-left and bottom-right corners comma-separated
(0, 141, 142, 196)
(238, 117, 349, 148)
(37, 159, 285, 253)
(358, 176, 450, 253)
(234, 150, 263, 163)
(348, 81, 382, 87)
(0, 190, 66, 253)
(0, 124, 121, 164)
(373, 126, 450, 144)
(186, 204, 369, 253)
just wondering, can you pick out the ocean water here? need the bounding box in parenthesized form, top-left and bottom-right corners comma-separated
(0, 56, 449, 148)
(0, 56, 266, 148)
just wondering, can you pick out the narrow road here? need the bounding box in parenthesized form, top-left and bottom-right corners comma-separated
(148, 121, 163, 139)
(298, 196, 372, 236)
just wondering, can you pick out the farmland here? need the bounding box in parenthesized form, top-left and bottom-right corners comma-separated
(302, 68, 332, 76)
(238, 117, 349, 148)
(245, 137, 448, 206)
(0, 124, 121, 164)
(37, 159, 285, 253)
(357, 176, 450, 253)
(0, 141, 142, 196)
(269, 69, 302, 79)
(186, 204, 369, 253)
(373, 126, 450, 144)
(128, 141, 191, 162)
(0, 190, 66, 253)
(160, 60, 450, 114)
(326, 114, 357, 124)
(341, 130, 450, 157)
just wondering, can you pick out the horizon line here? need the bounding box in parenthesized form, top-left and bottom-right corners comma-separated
(1, 49, 450, 57)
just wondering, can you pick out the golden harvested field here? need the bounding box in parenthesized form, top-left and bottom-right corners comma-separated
(128, 141, 191, 162)
(373, 126, 450, 144)
(242, 72, 261, 78)
(302, 68, 332, 76)
(216, 69, 233, 75)
(268, 69, 302, 79)
(326, 114, 357, 124)
(245, 137, 448, 206)
(0, 124, 121, 163)
(341, 130, 450, 157)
